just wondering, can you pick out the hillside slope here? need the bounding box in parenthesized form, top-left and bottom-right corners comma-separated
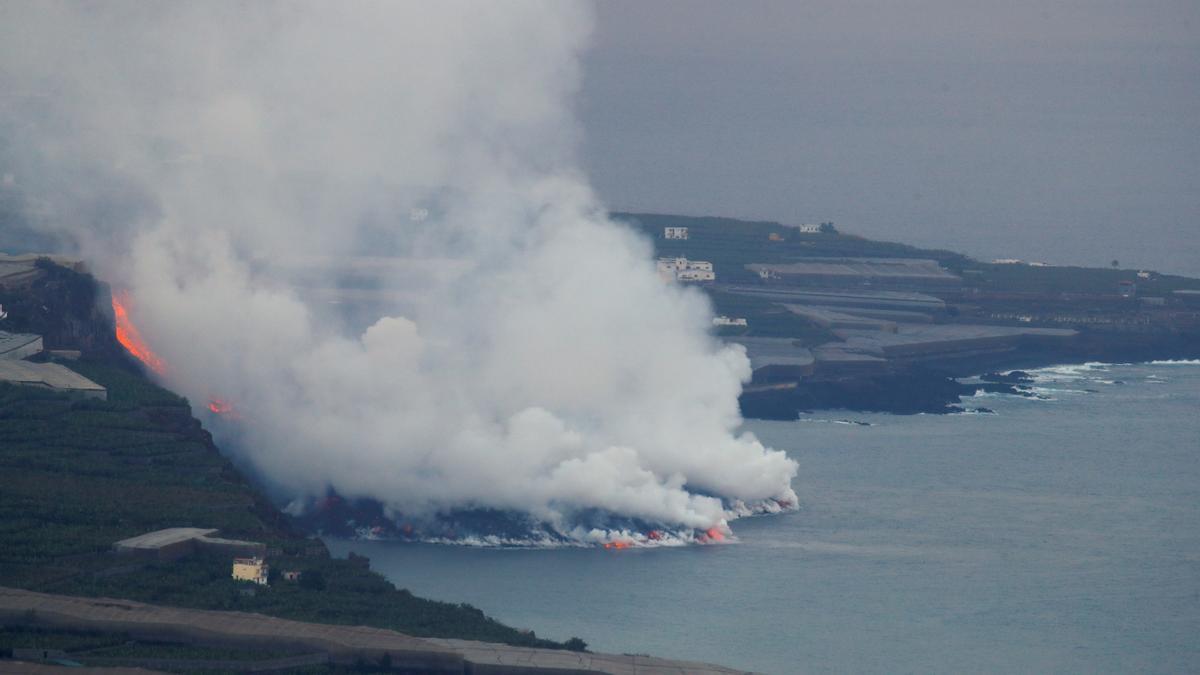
(0, 360, 574, 650)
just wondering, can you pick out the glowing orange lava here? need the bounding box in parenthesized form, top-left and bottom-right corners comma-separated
(704, 527, 726, 542)
(207, 398, 236, 416)
(111, 292, 166, 375)
(603, 540, 632, 550)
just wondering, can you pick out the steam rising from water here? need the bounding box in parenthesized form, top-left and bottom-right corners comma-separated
(0, 2, 797, 543)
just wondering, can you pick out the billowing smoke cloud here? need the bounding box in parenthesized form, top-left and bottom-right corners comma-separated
(0, 2, 797, 544)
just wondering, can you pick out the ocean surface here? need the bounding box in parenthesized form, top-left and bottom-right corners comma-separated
(326, 361, 1200, 674)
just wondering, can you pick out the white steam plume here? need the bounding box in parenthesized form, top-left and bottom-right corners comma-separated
(0, 2, 797, 544)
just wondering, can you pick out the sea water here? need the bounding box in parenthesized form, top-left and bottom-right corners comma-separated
(326, 361, 1200, 674)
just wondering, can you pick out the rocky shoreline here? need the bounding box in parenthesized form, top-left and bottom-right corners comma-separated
(738, 333, 1200, 418)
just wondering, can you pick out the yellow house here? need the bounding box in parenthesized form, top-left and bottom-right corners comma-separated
(232, 557, 269, 585)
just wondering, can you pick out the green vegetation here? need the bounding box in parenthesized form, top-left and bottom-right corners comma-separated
(616, 212, 970, 345)
(617, 211, 1200, 298)
(616, 212, 972, 284)
(0, 360, 572, 651)
(959, 262, 1200, 296)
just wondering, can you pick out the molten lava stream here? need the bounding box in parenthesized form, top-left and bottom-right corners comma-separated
(207, 398, 231, 414)
(207, 397, 240, 419)
(111, 291, 166, 375)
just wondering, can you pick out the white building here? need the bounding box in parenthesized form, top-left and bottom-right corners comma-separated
(657, 257, 715, 282)
(664, 226, 689, 240)
(793, 224, 821, 234)
(677, 269, 716, 282)
(713, 316, 748, 327)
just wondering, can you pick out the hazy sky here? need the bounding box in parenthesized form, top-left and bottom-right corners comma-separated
(580, 1, 1200, 275)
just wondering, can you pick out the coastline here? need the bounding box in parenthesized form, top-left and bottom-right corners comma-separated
(739, 334, 1200, 418)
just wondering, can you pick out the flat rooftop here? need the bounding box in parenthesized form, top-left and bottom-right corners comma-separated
(783, 304, 897, 332)
(835, 323, 1078, 357)
(0, 360, 105, 398)
(0, 331, 42, 359)
(113, 528, 218, 551)
(747, 258, 959, 281)
(718, 285, 946, 307)
(729, 337, 815, 369)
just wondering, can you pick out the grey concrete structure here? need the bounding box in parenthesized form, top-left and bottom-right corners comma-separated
(812, 306, 935, 324)
(113, 528, 265, 562)
(747, 258, 960, 289)
(114, 528, 219, 562)
(833, 324, 1077, 362)
(810, 345, 890, 375)
(0, 587, 754, 674)
(0, 360, 105, 399)
(729, 337, 815, 383)
(718, 286, 947, 313)
(0, 330, 43, 360)
(782, 305, 899, 333)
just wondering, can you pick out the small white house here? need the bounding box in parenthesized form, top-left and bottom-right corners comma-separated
(713, 316, 748, 327)
(664, 226, 689, 240)
(793, 224, 821, 233)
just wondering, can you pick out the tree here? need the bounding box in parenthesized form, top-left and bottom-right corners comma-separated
(564, 637, 588, 652)
(1111, 259, 1119, 269)
(819, 221, 837, 234)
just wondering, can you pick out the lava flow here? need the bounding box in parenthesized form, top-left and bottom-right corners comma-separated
(207, 397, 237, 417)
(111, 291, 166, 375)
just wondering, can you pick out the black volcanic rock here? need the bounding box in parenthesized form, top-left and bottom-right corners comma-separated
(740, 372, 981, 417)
(981, 370, 1034, 385)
